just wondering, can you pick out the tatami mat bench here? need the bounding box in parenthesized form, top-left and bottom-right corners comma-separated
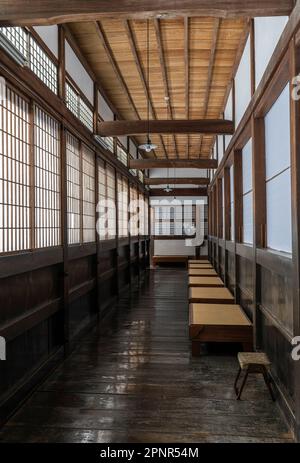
(188, 276, 224, 288)
(189, 260, 211, 264)
(189, 263, 213, 269)
(189, 268, 218, 277)
(189, 286, 235, 304)
(189, 304, 253, 356)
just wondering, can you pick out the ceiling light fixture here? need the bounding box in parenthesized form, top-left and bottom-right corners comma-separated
(139, 19, 157, 153)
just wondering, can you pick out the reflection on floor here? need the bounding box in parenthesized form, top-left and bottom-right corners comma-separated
(0, 269, 294, 443)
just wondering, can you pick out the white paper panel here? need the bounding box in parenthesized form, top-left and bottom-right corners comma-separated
(65, 41, 94, 104)
(266, 168, 292, 253)
(254, 17, 288, 88)
(242, 139, 252, 194)
(225, 89, 233, 120)
(154, 240, 196, 257)
(225, 135, 232, 150)
(235, 37, 251, 128)
(98, 92, 114, 121)
(218, 135, 224, 164)
(129, 139, 137, 158)
(230, 165, 235, 241)
(33, 26, 58, 57)
(118, 135, 128, 149)
(243, 191, 253, 245)
(265, 85, 291, 181)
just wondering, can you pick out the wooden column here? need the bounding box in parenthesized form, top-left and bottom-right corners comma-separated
(58, 25, 66, 101)
(252, 116, 266, 350)
(224, 166, 231, 287)
(60, 125, 70, 355)
(290, 37, 300, 442)
(233, 149, 243, 303)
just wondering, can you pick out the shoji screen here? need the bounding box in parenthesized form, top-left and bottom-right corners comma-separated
(66, 132, 81, 244)
(235, 37, 251, 128)
(265, 85, 291, 253)
(130, 185, 139, 236)
(106, 165, 116, 239)
(242, 139, 253, 245)
(82, 144, 95, 243)
(0, 86, 30, 253)
(217, 136, 224, 165)
(97, 160, 106, 240)
(221, 177, 225, 239)
(230, 165, 235, 241)
(117, 175, 128, 237)
(34, 106, 60, 248)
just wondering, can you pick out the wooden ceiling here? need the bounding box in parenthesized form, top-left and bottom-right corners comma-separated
(68, 17, 248, 159)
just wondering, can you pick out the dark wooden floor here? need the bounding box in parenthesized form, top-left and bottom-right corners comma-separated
(0, 269, 294, 443)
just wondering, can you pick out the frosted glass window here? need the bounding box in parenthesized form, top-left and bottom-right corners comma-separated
(266, 171, 291, 253)
(243, 192, 253, 245)
(33, 26, 58, 58)
(235, 37, 251, 128)
(265, 85, 291, 253)
(254, 17, 288, 88)
(242, 139, 253, 245)
(265, 85, 290, 180)
(230, 165, 235, 241)
(242, 139, 253, 194)
(65, 41, 93, 104)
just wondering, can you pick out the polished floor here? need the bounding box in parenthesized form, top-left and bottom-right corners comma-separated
(0, 269, 294, 443)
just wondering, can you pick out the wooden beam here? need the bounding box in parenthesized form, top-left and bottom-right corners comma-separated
(145, 177, 209, 185)
(98, 119, 234, 136)
(124, 19, 167, 158)
(150, 188, 208, 197)
(154, 18, 179, 159)
(129, 159, 218, 169)
(0, 1, 294, 26)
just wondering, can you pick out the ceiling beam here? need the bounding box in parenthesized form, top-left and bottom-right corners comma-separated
(199, 18, 220, 154)
(98, 119, 234, 136)
(154, 18, 179, 159)
(150, 188, 208, 197)
(145, 177, 209, 185)
(129, 159, 218, 169)
(124, 20, 168, 158)
(0, 1, 294, 26)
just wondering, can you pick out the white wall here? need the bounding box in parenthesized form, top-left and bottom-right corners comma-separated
(235, 36, 251, 128)
(65, 40, 94, 104)
(33, 26, 58, 57)
(254, 17, 288, 88)
(230, 165, 235, 241)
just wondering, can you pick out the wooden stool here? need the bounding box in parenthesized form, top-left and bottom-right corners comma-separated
(234, 352, 275, 401)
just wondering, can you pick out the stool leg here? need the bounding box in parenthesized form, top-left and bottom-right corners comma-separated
(234, 367, 242, 396)
(237, 368, 249, 401)
(262, 367, 276, 402)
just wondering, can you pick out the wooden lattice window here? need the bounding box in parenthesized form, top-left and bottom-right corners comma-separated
(106, 164, 116, 239)
(66, 132, 81, 245)
(117, 175, 128, 237)
(0, 86, 31, 253)
(130, 184, 139, 236)
(34, 105, 60, 248)
(82, 144, 95, 243)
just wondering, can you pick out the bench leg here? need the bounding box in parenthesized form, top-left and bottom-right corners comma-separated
(191, 341, 201, 357)
(234, 367, 242, 396)
(237, 367, 249, 400)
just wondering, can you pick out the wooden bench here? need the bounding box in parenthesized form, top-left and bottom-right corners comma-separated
(189, 260, 211, 265)
(189, 286, 234, 304)
(189, 304, 253, 356)
(189, 268, 218, 277)
(189, 263, 214, 269)
(189, 276, 224, 288)
(152, 255, 189, 268)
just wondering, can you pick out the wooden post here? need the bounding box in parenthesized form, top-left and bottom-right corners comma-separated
(224, 166, 231, 287)
(290, 37, 300, 442)
(58, 25, 66, 101)
(233, 149, 243, 303)
(252, 116, 266, 350)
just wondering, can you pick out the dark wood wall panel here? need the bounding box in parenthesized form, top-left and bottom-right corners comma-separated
(237, 255, 254, 321)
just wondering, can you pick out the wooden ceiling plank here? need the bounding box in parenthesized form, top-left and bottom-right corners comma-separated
(0, 1, 294, 26)
(124, 19, 168, 158)
(199, 18, 221, 155)
(154, 18, 179, 159)
(184, 16, 190, 159)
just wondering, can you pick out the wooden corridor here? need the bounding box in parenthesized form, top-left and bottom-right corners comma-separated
(0, 269, 294, 443)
